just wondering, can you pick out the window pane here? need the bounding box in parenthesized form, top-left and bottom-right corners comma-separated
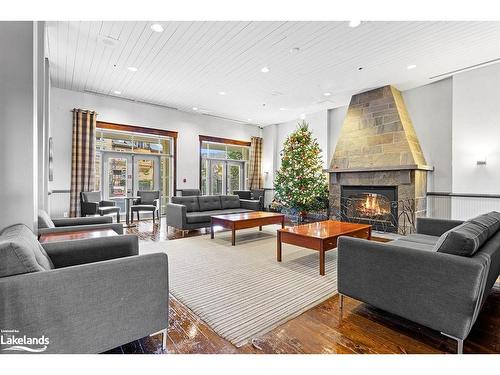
(94, 152, 101, 191)
(227, 145, 243, 160)
(108, 158, 128, 203)
(137, 159, 155, 190)
(242, 147, 249, 161)
(201, 159, 208, 195)
(133, 135, 163, 154)
(201, 142, 209, 158)
(160, 138, 172, 155)
(100, 132, 134, 152)
(160, 157, 171, 215)
(207, 143, 226, 159)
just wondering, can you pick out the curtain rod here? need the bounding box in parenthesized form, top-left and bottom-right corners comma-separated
(70, 109, 98, 114)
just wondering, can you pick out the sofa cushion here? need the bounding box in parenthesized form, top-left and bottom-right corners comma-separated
(171, 196, 200, 212)
(38, 209, 55, 229)
(220, 195, 240, 209)
(198, 195, 222, 211)
(399, 233, 440, 246)
(433, 221, 489, 257)
(470, 213, 500, 238)
(0, 224, 54, 277)
(234, 190, 252, 199)
(138, 191, 159, 205)
(386, 239, 436, 252)
(489, 211, 500, 222)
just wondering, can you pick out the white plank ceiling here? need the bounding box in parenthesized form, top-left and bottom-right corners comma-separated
(46, 21, 500, 125)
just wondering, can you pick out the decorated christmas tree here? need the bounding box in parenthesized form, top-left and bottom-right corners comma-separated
(274, 121, 328, 215)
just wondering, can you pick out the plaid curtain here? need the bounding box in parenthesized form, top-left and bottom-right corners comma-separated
(69, 109, 97, 217)
(248, 136, 263, 189)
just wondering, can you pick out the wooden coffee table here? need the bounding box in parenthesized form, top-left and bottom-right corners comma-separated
(211, 211, 285, 246)
(39, 228, 119, 243)
(277, 220, 372, 275)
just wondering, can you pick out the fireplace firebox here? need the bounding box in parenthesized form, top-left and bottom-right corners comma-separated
(341, 186, 398, 232)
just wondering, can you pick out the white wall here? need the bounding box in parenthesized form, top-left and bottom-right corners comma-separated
(452, 63, 500, 194)
(403, 78, 453, 192)
(0, 22, 39, 231)
(49, 87, 260, 215)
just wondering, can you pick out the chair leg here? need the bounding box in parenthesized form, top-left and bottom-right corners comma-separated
(137, 211, 140, 221)
(117, 212, 120, 223)
(441, 332, 464, 354)
(161, 328, 167, 352)
(153, 211, 155, 224)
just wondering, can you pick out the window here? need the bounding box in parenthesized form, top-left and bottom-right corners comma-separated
(199, 136, 251, 195)
(95, 122, 177, 215)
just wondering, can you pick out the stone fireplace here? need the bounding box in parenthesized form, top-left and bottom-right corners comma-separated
(327, 85, 432, 234)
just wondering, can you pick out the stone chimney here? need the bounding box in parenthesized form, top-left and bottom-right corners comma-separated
(330, 85, 427, 170)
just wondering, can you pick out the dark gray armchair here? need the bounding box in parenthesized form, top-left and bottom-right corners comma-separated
(0, 224, 168, 354)
(233, 189, 265, 210)
(131, 190, 161, 224)
(37, 209, 123, 235)
(80, 191, 121, 223)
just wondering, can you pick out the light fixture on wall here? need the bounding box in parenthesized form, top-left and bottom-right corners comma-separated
(300, 113, 306, 119)
(477, 157, 487, 166)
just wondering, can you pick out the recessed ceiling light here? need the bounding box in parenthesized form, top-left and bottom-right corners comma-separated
(218, 91, 226, 96)
(407, 64, 417, 70)
(247, 118, 252, 121)
(261, 67, 270, 73)
(349, 20, 361, 28)
(300, 113, 306, 119)
(323, 92, 332, 97)
(113, 90, 122, 95)
(279, 107, 287, 111)
(358, 67, 364, 71)
(127, 66, 138, 72)
(151, 24, 164, 33)
(289, 47, 301, 54)
(192, 107, 198, 111)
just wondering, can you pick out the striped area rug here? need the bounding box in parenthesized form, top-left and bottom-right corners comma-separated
(140, 226, 338, 347)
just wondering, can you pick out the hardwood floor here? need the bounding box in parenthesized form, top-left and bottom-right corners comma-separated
(105, 217, 500, 354)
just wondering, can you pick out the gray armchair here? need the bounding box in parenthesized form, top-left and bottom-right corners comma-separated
(80, 191, 121, 223)
(0, 224, 168, 354)
(233, 189, 265, 210)
(37, 209, 123, 236)
(131, 190, 161, 224)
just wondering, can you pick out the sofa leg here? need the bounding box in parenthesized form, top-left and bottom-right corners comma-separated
(339, 294, 344, 319)
(161, 328, 167, 352)
(441, 332, 464, 354)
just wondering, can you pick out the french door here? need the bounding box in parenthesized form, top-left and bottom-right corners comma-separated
(205, 159, 244, 195)
(102, 152, 161, 213)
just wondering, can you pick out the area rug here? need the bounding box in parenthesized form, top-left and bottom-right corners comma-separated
(140, 226, 338, 347)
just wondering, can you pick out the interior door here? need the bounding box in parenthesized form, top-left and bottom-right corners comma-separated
(102, 152, 132, 212)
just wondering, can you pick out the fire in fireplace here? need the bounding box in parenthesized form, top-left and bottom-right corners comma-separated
(341, 186, 398, 232)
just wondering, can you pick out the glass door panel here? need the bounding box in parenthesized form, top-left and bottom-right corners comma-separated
(102, 153, 132, 213)
(227, 162, 243, 194)
(210, 160, 224, 195)
(133, 155, 160, 195)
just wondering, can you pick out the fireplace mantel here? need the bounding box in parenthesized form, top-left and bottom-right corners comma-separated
(324, 164, 434, 174)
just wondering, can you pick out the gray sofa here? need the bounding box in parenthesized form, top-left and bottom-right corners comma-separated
(166, 194, 261, 230)
(37, 209, 123, 236)
(0, 224, 168, 354)
(337, 212, 500, 354)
